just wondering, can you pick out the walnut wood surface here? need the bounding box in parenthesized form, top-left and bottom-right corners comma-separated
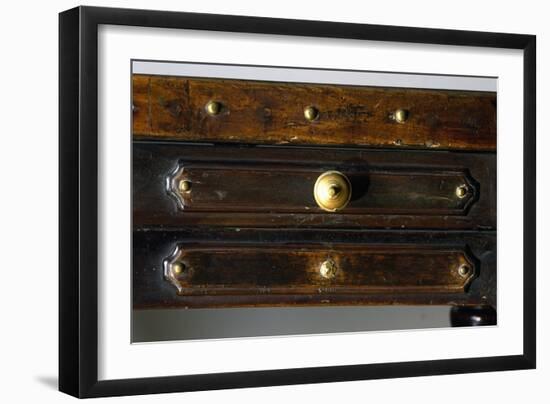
(132, 74, 496, 151)
(132, 229, 496, 309)
(163, 243, 476, 296)
(131, 73, 497, 310)
(167, 162, 476, 215)
(133, 142, 496, 230)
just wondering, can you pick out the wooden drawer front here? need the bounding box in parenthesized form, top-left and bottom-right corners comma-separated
(133, 143, 496, 230)
(132, 74, 496, 151)
(167, 161, 476, 215)
(132, 230, 496, 308)
(163, 243, 476, 296)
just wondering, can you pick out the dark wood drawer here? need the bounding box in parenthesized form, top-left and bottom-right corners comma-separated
(132, 229, 496, 309)
(131, 69, 497, 317)
(133, 74, 496, 151)
(133, 143, 496, 230)
(162, 243, 476, 295)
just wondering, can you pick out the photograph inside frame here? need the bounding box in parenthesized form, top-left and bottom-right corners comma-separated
(131, 60, 497, 343)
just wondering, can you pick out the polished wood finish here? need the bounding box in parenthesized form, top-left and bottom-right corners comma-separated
(167, 161, 476, 214)
(133, 142, 496, 230)
(132, 74, 496, 151)
(450, 305, 497, 326)
(132, 72, 496, 312)
(133, 229, 496, 309)
(163, 243, 476, 295)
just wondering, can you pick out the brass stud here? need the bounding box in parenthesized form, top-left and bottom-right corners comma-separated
(456, 184, 469, 199)
(172, 262, 185, 275)
(206, 100, 222, 116)
(392, 108, 409, 124)
(320, 259, 338, 279)
(458, 264, 471, 277)
(179, 180, 192, 193)
(304, 105, 319, 122)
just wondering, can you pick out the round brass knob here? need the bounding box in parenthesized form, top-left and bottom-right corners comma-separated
(314, 171, 352, 212)
(205, 100, 222, 116)
(455, 184, 469, 199)
(320, 259, 338, 279)
(392, 108, 409, 123)
(304, 105, 319, 121)
(179, 180, 192, 192)
(458, 264, 471, 277)
(171, 262, 185, 275)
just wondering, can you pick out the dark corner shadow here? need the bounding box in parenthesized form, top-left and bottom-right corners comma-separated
(35, 375, 58, 390)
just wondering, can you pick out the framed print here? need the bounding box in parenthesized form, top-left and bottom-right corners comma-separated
(59, 6, 536, 398)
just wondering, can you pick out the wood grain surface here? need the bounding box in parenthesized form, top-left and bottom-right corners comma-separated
(133, 229, 496, 309)
(131, 73, 497, 311)
(132, 74, 496, 150)
(162, 243, 476, 296)
(133, 142, 496, 230)
(166, 161, 476, 215)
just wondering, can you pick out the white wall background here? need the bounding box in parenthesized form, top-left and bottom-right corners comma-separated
(0, 0, 546, 402)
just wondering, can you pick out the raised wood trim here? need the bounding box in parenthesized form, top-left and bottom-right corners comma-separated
(162, 242, 477, 296)
(166, 160, 478, 216)
(132, 229, 496, 309)
(133, 143, 496, 230)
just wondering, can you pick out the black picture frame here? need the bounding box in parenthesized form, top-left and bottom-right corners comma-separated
(59, 6, 536, 398)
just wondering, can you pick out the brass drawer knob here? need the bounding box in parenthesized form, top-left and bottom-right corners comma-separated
(320, 259, 338, 279)
(314, 171, 352, 212)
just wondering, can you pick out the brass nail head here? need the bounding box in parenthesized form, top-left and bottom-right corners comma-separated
(172, 262, 185, 275)
(320, 259, 338, 279)
(304, 105, 319, 121)
(206, 100, 222, 116)
(179, 180, 192, 192)
(458, 264, 470, 277)
(456, 184, 469, 199)
(393, 108, 409, 123)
